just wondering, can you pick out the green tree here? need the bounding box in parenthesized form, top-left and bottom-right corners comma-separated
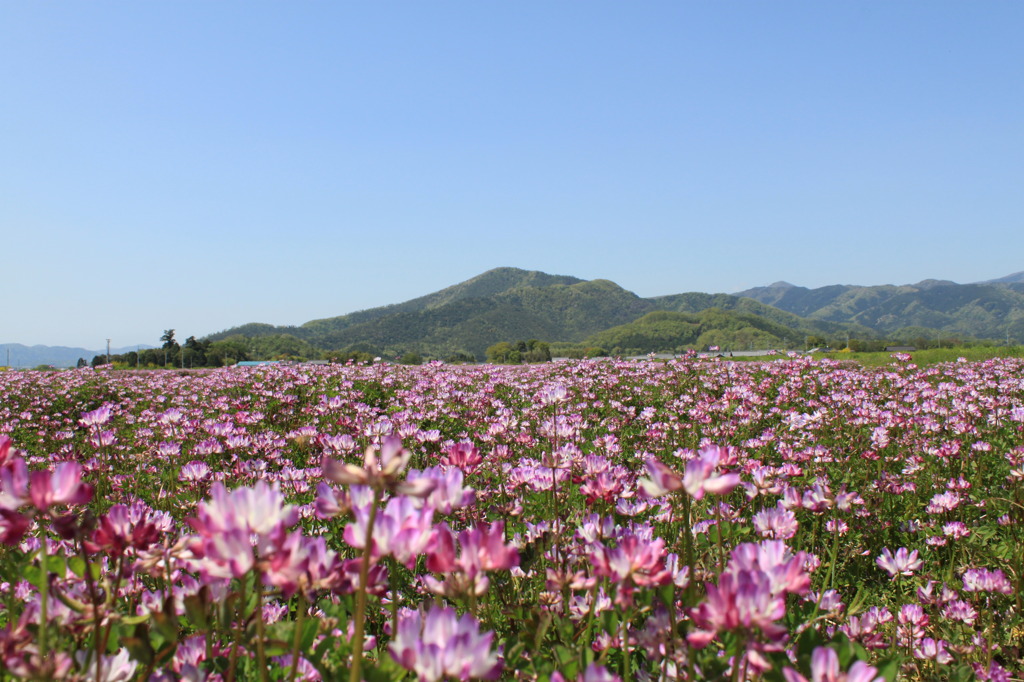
(486, 342, 515, 364)
(161, 329, 179, 350)
(184, 336, 209, 367)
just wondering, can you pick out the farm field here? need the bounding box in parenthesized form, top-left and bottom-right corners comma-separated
(0, 356, 1022, 681)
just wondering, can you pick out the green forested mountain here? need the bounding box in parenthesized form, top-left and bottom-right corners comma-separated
(204, 267, 1024, 361)
(206, 268, 872, 359)
(737, 279, 1024, 340)
(583, 309, 804, 354)
(648, 292, 874, 339)
(299, 277, 656, 359)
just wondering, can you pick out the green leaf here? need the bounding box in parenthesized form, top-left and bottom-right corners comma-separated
(44, 553, 65, 575)
(22, 565, 43, 589)
(874, 656, 903, 682)
(795, 626, 824, 660)
(950, 664, 975, 682)
(120, 623, 155, 667)
(67, 555, 86, 579)
(533, 611, 554, 650)
(300, 616, 318, 651)
(183, 594, 210, 631)
(263, 638, 291, 657)
(554, 646, 577, 674)
(152, 604, 179, 645)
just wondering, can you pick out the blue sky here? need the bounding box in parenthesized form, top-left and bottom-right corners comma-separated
(3, 2, 1022, 348)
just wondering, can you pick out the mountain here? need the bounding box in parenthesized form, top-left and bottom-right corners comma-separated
(208, 267, 872, 359)
(648, 291, 874, 339)
(977, 271, 1024, 285)
(736, 273, 1024, 340)
(205, 268, 587, 344)
(584, 309, 806, 354)
(0, 344, 154, 369)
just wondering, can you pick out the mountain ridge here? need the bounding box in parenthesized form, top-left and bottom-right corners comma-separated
(209, 266, 1024, 359)
(13, 268, 1023, 365)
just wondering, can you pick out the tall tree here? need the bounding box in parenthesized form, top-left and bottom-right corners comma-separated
(161, 329, 179, 350)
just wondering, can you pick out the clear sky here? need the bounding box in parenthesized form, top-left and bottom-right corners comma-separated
(3, 2, 1022, 348)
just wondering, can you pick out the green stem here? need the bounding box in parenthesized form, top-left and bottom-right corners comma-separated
(578, 582, 601, 670)
(349, 491, 381, 682)
(228, 574, 249, 682)
(714, 504, 727, 574)
(78, 542, 103, 682)
(681, 493, 695, 607)
(289, 592, 307, 682)
(731, 634, 747, 682)
(39, 537, 49, 659)
(621, 603, 632, 680)
(254, 571, 270, 682)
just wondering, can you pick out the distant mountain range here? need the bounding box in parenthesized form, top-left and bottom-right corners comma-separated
(0, 344, 154, 369)
(735, 275, 1024, 340)
(11, 269, 1023, 366)
(203, 268, 1024, 359)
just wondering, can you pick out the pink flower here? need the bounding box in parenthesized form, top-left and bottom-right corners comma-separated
(962, 567, 1013, 594)
(753, 504, 799, 540)
(29, 462, 93, 512)
(0, 457, 29, 510)
(638, 459, 683, 498)
(0, 436, 15, 467)
(344, 495, 435, 568)
(0, 508, 30, 545)
(875, 547, 922, 579)
(85, 503, 161, 556)
(74, 648, 137, 681)
(78, 405, 113, 428)
(782, 646, 884, 682)
(592, 532, 671, 606)
(424, 522, 518, 596)
(914, 637, 953, 664)
(264, 531, 345, 598)
(190, 480, 297, 539)
(727, 540, 811, 596)
(441, 442, 483, 473)
(389, 605, 502, 681)
(683, 445, 741, 500)
(178, 461, 211, 483)
(313, 482, 350, 520)
(323, 435, 413, 490)
(408, 466, 475, 514)
(688, 571, 786, 648)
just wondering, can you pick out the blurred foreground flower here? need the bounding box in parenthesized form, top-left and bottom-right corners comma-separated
(782, 646, 884, 682)
(389, 605, 502, 681)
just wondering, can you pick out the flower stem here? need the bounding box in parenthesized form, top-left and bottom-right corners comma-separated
(289, 591, 307, 682)
(254, 571, 270, 682)
(228, 574, 249, 682)
(38, 537, 50, 659)
(349, 490, 381, 682)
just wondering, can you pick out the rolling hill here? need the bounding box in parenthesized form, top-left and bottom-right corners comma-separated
(206, 268, 876, 359)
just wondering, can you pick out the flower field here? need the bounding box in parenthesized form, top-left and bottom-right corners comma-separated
(1, 354, 1022, 681)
